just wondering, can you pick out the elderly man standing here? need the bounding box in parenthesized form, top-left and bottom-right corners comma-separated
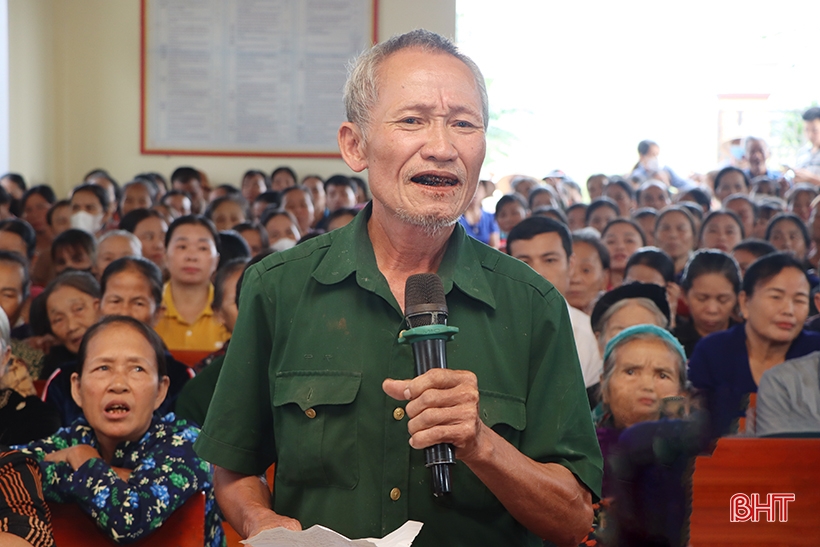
(194, 30, 601, 547)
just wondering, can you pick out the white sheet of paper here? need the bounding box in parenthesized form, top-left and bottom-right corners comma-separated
(241, 520, 423, 547)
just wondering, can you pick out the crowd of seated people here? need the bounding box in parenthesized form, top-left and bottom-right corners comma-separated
(0, 106, 818, 546)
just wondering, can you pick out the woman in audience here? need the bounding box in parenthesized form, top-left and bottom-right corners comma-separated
(233, 221, 269, 256)
(631, 208, 658, 246)
(205, 195, 248, 232)
(0, 219, 36, 267)
(260, 209, 300, 251)
(120, 208, 169, 274)
(674, 250, 741, 357)
(654, 206, 696, 278)
(494, 194, 528, 245)
(47, 200, 72, 236)
(93, 230, 141, 280)
(732, 239, 776, 278)
(623, 246, 680, 327)
(281, 186, 316, 239)
(585, 198, 620, 234)
(43, 257, 193, 427)
(765, 212, 810, 264)
(21, 185, 57, 285)
(698, 209, 744, 252)
(154, 215, 229, 352)
(566, 203, 587, 232)
(40, 271, 100, 381)
(713, 166, 750, 203)
(688, 252, 820, 440)
(636, 179, 670, 211)
(786, 183, 817, 223)
(69, 184, 111, 238)
(18, 315, 222, 546)
(601, 219, 645, 289)
(50, 229, 95, 275)
(602, 178, 636, 217)
(567, 229, 610, 316)
(119, 179, 157, 217)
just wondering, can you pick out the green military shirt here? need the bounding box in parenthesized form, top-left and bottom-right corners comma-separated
(175, 353, 226, 428)
(195, 205, 602, 546)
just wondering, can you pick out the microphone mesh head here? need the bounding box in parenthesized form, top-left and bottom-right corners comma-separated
(404, 273, 447, 327)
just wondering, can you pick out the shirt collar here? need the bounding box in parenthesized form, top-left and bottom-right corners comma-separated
(313, 203, 496, 310)
(162, 283, 215, 321)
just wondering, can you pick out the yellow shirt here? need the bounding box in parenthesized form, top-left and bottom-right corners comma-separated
(155, 283, 230, 352)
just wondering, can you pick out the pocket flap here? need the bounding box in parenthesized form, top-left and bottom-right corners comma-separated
(273, 370, 362, 411)
(479, 390, 526, 431)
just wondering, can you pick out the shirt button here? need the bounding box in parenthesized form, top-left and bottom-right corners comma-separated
(393, 407, 405, 420)
(305, 408, 317, 419)
(390, 487, 401, 501)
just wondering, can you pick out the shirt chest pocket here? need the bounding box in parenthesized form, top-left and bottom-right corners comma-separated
(272, 370, 361, 489)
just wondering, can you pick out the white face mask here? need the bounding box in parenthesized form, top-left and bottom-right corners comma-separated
(70, 211, 104, 234)
(645, 157, 660, 172)
(271, 238, 297, 252)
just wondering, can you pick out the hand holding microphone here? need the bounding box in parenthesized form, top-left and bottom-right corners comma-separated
(382, 273, 483, 497)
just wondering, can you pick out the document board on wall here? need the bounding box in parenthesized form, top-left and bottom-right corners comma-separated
(141, 0, 377, 158)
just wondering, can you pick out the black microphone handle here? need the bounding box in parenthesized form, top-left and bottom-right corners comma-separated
(410, 337, 456, 497)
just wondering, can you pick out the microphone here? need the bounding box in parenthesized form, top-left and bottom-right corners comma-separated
(401, 273, 457, 497)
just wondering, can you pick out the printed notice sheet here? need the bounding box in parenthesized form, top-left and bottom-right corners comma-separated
(241, 520, 423, 547)
(143, 0, 374, 156)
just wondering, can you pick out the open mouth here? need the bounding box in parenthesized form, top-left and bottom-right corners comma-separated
(411, 174, 459, 187)
(105, 402, 131, 416)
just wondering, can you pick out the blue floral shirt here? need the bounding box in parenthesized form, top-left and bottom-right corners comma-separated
(16, 413, 224, 547)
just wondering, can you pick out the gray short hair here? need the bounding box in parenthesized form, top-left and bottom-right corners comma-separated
(601, 331, 687, 393)
(98, 230, 142, 254)
(344, 29, 489, 137)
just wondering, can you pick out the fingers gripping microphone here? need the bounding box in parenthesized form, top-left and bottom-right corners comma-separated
(401, 273, 458, 497)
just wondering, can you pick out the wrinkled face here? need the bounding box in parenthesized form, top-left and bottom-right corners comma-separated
(588, 205, 618, 234)
(724, 199, 756, 241)
(0, 261, 25, 325)
(509, 232, 572, 295)
(95, 236, 141, 278)
(790, 191, 814, 223)
(50, 204, 72, 235)
(212, 200, 246, 232)
(242, 174, 267, 203)
(0, 231, 27, 259)
(348, 48, 486, 232)
(602, 222, 643, 273)
(325, 184, 358, 214)
(686, 273, 736, 337)
(655, 211, 694, 262)
(496, 201, 527, 235)
(603, 338, 682, 430)
(121, 184, 153, 217)
(715, 171, 747, 202)
(71, 323, 169, 455)
(101, 270, 158, 326)
(23, 193, 51, 233)
(603, 185, 634, 216)
(639, 184, 669, 211)
(567, 241, 607, 312)
(216, 269, 242, 334)
(700, 214, 743, 252)
(769, 219, 807, 259)
(740, 267, 809, 344)
(47, 285, 99, 353)
(133, 216, 168, 271)
(265, 214, 300, 245)
(54, 246, 93, 274)
(165, 224, 219, 286)
(238, 228, 266, 256)
(283, 189, 314, 235)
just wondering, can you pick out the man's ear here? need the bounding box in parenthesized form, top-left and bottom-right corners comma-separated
(338, 122, 368, 173)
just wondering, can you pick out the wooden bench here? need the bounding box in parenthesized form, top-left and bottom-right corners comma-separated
(49, 492, 205, 546)
(690, 438, 820, 546)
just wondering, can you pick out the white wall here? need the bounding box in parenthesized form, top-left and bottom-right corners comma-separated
(0, 0, 9, 173)
(7, 0, 455, 196)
